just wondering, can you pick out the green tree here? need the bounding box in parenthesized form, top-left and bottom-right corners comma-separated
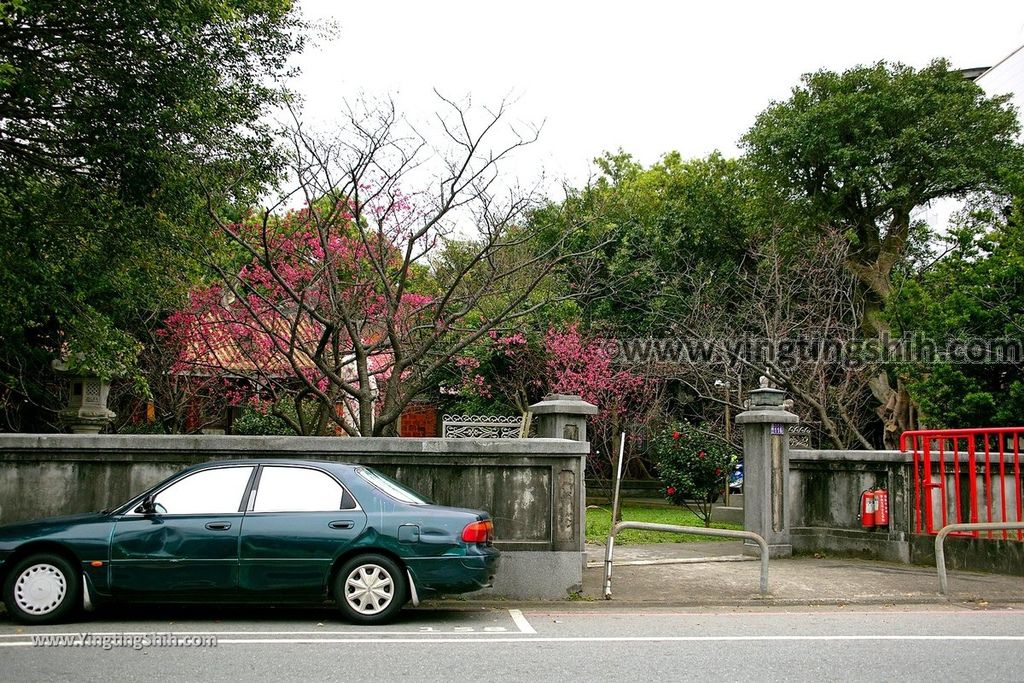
(652, 423, 736, 527)
(743, 59, 1022, 335)
(540, 149, 882, 448)
(888, 200, 1024, 428)
(0, 0, 304, 430)
(540, 150, 753, 334)
(742, 59, 1024, 445)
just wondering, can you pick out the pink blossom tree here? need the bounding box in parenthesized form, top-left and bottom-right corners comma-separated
(544, 325, 662, 480)
(447, 323, 662, 476)
(184, 96, 596, 434)
(166, 203, 441, 434)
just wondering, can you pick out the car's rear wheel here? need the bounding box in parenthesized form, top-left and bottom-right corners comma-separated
(334, 554, 407, 625)
(3, 553, 80, 624)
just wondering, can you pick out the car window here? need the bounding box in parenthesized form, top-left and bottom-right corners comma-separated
(252, 466, 346, 512)
(153, 466, 254, 515)
(356, 467, 430, 505)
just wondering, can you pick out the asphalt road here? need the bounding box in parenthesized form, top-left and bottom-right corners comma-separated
(1, 604, 1022, 681)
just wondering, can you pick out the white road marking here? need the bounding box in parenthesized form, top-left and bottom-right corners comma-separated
(75, 635, 1024, 645)
(4, 634, 1024, 647)
(508, 609, 536, 634)
(0, 629, 523, 639)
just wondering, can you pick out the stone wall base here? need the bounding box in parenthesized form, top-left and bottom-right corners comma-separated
(470, 551, 584, 600)
(910, 534, 1024, 576)
(791, 527, 911, 564)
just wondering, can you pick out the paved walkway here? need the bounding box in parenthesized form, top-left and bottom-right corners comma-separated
(581, 541, 1023, 606)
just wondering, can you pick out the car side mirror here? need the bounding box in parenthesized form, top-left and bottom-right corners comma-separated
(139, 494, 158, 515)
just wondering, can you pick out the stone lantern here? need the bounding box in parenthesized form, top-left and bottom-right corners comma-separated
(51, 359, 116, 434)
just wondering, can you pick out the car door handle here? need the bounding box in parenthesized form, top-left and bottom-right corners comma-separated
(329, 520, 354, 530)
(205, 522, 232, 531)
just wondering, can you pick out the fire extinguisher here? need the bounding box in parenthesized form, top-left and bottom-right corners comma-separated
(874, 487, 889, 528)
(859, 489, 876, 529)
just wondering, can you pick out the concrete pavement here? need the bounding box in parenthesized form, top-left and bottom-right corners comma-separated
(578, 541, 1023, 607)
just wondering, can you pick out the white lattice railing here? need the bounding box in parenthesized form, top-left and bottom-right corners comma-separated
(442, 414, 524, 438)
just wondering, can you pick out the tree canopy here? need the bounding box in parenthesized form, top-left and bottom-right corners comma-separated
(537, 150, 753, 334)
(0, 0, 303, 429)
(742, 59, 1024, 446)
(0, 0, 298, 182)
(742, 59, 1023, 334)
(888, 200, 1024, 428)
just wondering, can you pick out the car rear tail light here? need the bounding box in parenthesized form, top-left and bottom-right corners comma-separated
(461, 519, 494, 544)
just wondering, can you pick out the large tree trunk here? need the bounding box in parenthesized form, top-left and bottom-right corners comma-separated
(856, 289, 915, 448)
(845, 212, 917, 449)
(867, 372, 915, 449)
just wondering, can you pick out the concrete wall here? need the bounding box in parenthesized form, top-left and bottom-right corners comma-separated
(789, 449, 913, 563)
(910, 533, 1024, 577)
(586, 478, 664, 503)
(0, 434, 589, 599)
(789, 448, 1023, 575)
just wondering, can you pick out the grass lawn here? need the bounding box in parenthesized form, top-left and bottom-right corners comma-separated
(586, 504, 742, 544)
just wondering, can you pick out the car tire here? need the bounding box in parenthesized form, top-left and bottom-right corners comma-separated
(334, 554, 407, 625)
(3, 553, 80, 625)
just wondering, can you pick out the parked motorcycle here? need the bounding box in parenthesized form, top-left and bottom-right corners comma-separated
(729, 460, 743, 492)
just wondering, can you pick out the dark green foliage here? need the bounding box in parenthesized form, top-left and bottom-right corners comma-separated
(536, 151, 753, 335)
(743, 59, 1024, 334)
(0, 0, 298, 182)
(888, 200, 1024, 428)
(231, 407, 297, 436)
(743, 59, 1021, 236)
(0, 0, 303, 429)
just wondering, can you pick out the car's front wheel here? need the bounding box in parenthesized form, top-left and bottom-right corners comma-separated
(3, 553, 80, 624)
(334, 554, 407, 625)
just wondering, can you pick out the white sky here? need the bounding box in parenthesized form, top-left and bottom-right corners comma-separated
(289, 0, 1024, 195)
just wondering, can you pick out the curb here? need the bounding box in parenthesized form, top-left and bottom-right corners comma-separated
(421, 595, 1024, 611)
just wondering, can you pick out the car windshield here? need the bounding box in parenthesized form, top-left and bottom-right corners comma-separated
(356, 467, 431, 505)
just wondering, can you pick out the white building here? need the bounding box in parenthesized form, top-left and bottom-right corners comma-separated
(975, 43, 1024, 124)
(915, 43, 1024, 232)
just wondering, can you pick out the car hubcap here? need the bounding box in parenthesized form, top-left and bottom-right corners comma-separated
(344, 564, 394, 615)
(14, 564, 67, 615)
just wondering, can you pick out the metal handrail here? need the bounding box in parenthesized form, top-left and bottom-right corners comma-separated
(934, 521, 1024, 595)
(602, 521, 770, 598)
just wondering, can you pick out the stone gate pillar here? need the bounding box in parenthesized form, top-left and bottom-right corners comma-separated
(528, 394, 597, 442)
(527, 393, 597, 588)
(735, 377, 798, 557)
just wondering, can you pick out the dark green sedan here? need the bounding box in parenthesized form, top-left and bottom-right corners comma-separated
(0, 460, 499, 625)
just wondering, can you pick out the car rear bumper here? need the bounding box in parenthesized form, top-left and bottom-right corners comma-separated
(406, 547, 500, 596)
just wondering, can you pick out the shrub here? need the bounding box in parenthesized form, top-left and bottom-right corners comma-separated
(231, 406, 296, 436)
(652, 423, 736, 527)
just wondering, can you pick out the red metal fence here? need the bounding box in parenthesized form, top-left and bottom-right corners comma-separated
(902, 427, 1024, 541)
